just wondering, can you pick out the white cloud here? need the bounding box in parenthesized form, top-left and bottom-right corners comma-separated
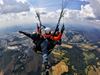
(80, 4, 96, 19)
(16, 0, 27, 3)
(0, 12, 36, 28)
(0, 0, 30, 14)
(0, 1, 100, 29)
(0, 0, 3, 5)
(31, 7, 47, 14)
(88, 0, 100, 19)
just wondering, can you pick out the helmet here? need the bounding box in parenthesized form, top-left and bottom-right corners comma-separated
(32, 31, 36, 34)
(44, 27, 51, 34)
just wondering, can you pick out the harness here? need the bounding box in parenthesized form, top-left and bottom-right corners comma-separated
(31, 33, 44, 52)
(32, 33, 56, 53)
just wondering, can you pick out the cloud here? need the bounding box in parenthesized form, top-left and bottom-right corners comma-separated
(0, 0, 30, 14)
(0, 11, 37, 28)
(88, 0, 100, 20)
(0, 0, 3, 4)
(16, 0, 27, 3)
(0, 4, 98, 29)
(0, 0, 100, 29)
(37, 4, 100, 29)
(80, 4, 96, 19)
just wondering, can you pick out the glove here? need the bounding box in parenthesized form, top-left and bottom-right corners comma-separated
(19, 31, 23, 34)
(56, 27, 59, 32)
(61, 25, 65, 33)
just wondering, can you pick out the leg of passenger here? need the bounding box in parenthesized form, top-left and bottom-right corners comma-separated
(41, 39, 49, 64)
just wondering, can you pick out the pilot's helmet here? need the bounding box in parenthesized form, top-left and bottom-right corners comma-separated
(44, 27, 51, 34)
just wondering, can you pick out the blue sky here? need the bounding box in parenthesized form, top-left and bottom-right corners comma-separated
(28, 0, 89, 10)
(0, 0, 100, 29)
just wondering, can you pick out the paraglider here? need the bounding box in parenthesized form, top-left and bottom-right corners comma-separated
(18, 0, 66, 74)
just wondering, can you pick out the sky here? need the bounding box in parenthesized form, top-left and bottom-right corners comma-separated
(0, 0, 100, 29)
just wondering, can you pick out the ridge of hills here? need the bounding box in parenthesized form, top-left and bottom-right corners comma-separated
(0, 29, 100, 75)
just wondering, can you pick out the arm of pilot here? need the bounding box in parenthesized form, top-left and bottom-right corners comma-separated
(51, 32, 62, 41)
(19, 31, 33, 39)
(52, 25, 65, 41)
